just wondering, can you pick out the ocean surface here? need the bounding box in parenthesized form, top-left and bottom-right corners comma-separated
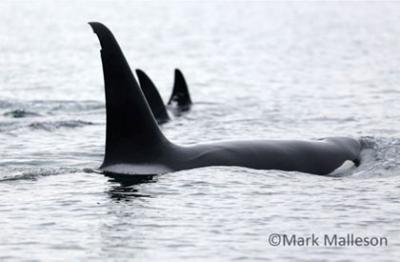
(1, 1, 400, 261)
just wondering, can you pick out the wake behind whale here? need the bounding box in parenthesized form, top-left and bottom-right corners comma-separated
(89, 22, 361, 176)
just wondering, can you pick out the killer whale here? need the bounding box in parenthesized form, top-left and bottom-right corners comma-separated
(89, 22, 361, 176)
(135, 69, 170, 124)
(167, 68, 192, 111)
(136, 69, 192, 123)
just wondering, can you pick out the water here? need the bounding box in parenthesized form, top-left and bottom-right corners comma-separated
(1, 1, 400, 261)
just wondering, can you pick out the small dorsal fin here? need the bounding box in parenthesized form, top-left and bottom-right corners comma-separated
(88, 22, 170, 167)
(168, 69, 192, 110)
(135, 69, 170, 124)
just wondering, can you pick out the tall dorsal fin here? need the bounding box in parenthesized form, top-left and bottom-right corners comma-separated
(168, 69, 192, 109)
(89, 22, 170, 167)
(135, 69, 170, 124)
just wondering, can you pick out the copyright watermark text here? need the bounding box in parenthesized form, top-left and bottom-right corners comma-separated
(267, 233, 388, 247)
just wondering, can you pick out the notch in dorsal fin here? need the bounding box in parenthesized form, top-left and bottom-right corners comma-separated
(135, 69, 170, 124)
(167, 69, 192, 110)
(89, 22, 170, 167)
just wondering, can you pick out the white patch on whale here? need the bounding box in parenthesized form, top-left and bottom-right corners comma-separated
(328, 160, 356, 176)
(102, 164, 172, 175)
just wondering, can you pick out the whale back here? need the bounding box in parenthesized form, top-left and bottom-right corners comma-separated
(89, 22, 170, 168)
(168, 69, 192, 110)
(135, 69, 170, 124)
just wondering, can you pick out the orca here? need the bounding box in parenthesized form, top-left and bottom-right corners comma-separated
(136, 68, 192, 123)
(89, 22, 362, 176)
(135, 69, 170, 124)
(167, 68, 192, 111)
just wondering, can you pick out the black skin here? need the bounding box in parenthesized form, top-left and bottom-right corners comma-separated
(135, 69, 170, 124)
(135, 68, 193, 124)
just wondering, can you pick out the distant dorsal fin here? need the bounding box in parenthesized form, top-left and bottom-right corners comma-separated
(89, 22, 170, 167)
(135, 69, 170, 124)
(168, 69, 192, 109)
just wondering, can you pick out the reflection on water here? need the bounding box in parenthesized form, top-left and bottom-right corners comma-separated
(106, 173, 156, 201)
